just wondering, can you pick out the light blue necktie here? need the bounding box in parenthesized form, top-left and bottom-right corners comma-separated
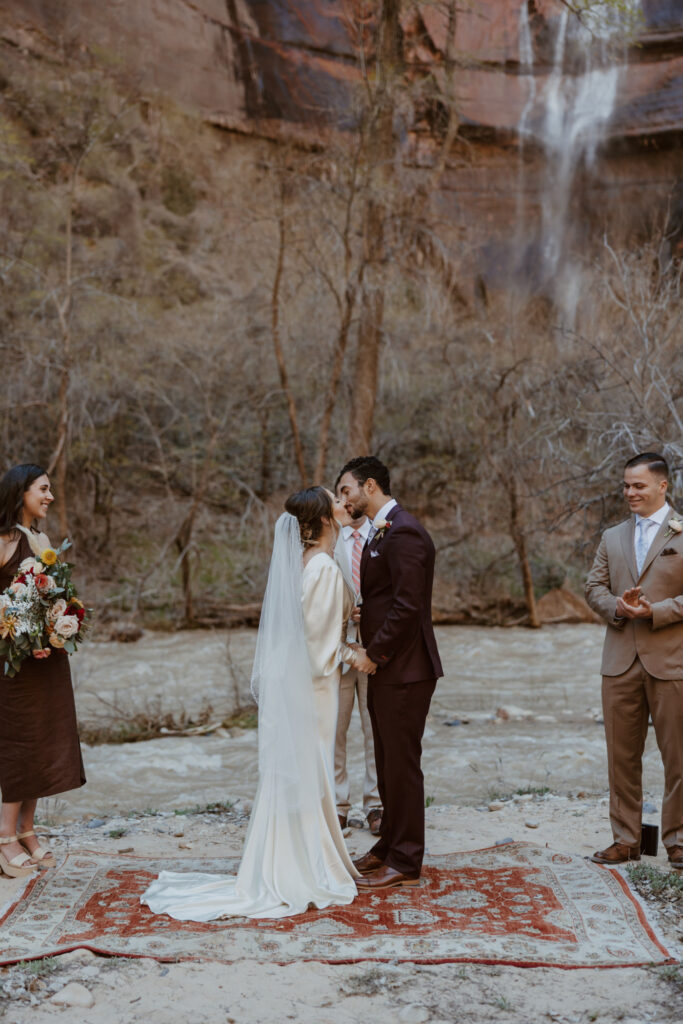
(635, 519, 654, 575)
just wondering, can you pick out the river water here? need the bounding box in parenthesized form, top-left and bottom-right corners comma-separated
(51, 624, 664, 820)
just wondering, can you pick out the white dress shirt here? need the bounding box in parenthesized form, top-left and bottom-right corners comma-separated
(338, 517, 372, 594)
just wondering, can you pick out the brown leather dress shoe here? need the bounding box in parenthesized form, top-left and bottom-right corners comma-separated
(667, 845, 683, 869)
(591, 842, 641, 865)
(356, 865, 420, 890)
(366, 809, 382, 836)
(338, 814, 347, 830)
(352, 851, 384, 875)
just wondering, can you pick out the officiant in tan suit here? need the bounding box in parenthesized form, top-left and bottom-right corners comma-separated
(585, 452, 683, 869)
(333, 479, 382, 835)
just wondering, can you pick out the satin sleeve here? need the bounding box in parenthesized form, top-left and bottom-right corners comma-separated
(302, 557, 355, 680)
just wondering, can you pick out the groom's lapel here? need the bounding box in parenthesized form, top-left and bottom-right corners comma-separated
(360, 504, 402, 576)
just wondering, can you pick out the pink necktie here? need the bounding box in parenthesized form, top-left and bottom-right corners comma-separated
(351, 531, 363, 594)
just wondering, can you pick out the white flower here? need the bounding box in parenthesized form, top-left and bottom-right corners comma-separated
(54, 614, 79, 638)
(48, 598, 68, 621)
(0, 594, 11, 612)
(18, 557, 44, 574)
(9, 582, 27, 598)
(668, 518, 683, 534)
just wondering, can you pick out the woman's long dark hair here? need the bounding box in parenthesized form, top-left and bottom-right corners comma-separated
(0, 464, 48, 536)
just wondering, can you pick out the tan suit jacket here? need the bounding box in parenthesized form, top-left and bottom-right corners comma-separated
(585, 510, 683, 678)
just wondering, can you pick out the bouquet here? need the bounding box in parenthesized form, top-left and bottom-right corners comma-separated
(0, 534, 89, 678)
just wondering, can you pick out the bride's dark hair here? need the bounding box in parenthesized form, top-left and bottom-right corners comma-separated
(0, 463, 48, 537)
(284, 486, 333, 547)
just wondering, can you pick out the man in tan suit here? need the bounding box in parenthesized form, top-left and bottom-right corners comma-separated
(586, 452, 683, 868)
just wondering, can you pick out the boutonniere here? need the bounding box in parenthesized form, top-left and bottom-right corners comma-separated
(374, 519, 391, 540)
(664, 516, 683, 540)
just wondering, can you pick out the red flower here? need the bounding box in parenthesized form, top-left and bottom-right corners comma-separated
(67, 604, 86, 623)
(35, 574, 50, 590)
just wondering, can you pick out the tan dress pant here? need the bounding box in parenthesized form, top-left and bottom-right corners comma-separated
(334, 668, 381, 817)
(602, 656, 683, 849)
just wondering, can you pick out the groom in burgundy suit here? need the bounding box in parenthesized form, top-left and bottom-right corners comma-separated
(337, 456, 443, 889)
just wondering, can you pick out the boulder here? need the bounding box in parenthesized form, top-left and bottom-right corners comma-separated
(537, 586, 602, 625)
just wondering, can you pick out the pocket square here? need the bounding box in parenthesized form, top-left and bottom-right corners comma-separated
(370, 550, 380, 558)
(660, 547, 677, 556)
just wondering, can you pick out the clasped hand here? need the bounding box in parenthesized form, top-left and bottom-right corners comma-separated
(349, 643, 377, 675)
(616, 586, 653, 620)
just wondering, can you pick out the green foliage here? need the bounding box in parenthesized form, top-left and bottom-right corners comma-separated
(626, 863, 683, 897)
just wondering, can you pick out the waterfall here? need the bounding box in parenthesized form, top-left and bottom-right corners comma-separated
(516, 1, 638, 321)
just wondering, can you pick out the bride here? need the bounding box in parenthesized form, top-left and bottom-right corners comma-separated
(141, 486, 368, 920)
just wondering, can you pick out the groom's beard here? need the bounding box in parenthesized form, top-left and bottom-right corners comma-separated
(347, 494, 369, 518)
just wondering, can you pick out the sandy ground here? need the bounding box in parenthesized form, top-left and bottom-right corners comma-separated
(1, 625, 682, 1022)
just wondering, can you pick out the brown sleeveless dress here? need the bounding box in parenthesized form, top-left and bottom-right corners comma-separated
(0, 533, 86, 802)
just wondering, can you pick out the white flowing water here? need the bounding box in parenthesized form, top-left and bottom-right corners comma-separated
(516, 1, 639, 321)
(45, 624, 665, 818)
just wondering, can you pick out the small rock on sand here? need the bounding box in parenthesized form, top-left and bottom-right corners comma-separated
(488, 801, 505, 811)
(398, 1005, 430, 1023)
(50, 982, 95, 1008)
(525, 820, 540, 829)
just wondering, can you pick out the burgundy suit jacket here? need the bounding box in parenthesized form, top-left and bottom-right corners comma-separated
(360, 504, 443, 684)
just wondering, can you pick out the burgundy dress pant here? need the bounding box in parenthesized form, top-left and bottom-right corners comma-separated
(367, 678, 436, 876)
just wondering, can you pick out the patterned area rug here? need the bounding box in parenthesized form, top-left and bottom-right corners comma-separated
(0, 843, 672, 968)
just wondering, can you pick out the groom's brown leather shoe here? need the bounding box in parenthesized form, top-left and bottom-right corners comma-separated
(352, 851, 384, 875)
(356, 865, 420, 890)
(667, 845, 683, 869)
(591, 842, 641, 865)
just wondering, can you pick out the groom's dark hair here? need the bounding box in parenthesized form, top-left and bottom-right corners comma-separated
(624, 452, 669, 480)
(337, 456, 391, 496)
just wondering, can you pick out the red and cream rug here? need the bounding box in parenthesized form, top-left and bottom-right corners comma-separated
(0, 842, 673, 968)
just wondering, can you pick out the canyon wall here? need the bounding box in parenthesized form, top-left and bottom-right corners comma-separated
(1, 1, 681, 282)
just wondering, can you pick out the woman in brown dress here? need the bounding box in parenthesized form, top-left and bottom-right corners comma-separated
(0, 464, 85, 877)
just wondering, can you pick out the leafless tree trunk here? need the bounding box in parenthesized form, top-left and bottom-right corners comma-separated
(47, 165, 79, 540)
(505, 476, 540, 628)
(270, 185, 308, 486)
(349, 0, 402, 454)
(174, 428, 219, 624)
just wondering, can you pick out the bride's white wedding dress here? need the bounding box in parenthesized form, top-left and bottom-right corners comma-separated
(141, 516, 359, 921)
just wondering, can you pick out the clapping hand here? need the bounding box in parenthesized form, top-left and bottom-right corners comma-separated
(616, 586, 653, 620)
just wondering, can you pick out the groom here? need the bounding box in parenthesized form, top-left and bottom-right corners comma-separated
(337, 456, 443, 889)
(585, 451, 683, 869)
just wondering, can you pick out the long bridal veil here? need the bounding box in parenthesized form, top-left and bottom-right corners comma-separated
(250, 513, 323, 813)
(140, 513, 357, 921)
